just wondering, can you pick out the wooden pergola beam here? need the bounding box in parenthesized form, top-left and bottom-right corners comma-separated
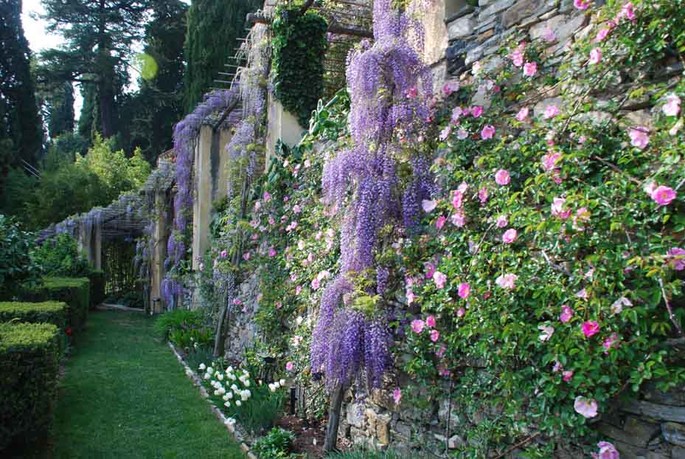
(246, 12, 373, 39)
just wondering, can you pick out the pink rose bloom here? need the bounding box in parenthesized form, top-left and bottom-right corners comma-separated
(594, 28, 611, 42)
(436, 344, 447, 358)
(563, 370, 574, 382)
(451, 211, 466, 227)
(516, 107, 529, 121)
(510, 49, 524, 67)
(544, 104, 560, 119)
(663, 94, 681, 117)
(560, 305, 574, 323)
(576, 288, 589, 300)
(542, 27, 556, 42)
(439, 126, 452, 141)
(411, 319, 425, 333)
(422, 199, 437, 212)
(433, 271, 447, 289)
(502, 228, 517, 244)
(541, 151, 562, 171)
(285, 361, 294, 371)
(574, 396, 599, 418)
(582, 320, 600, 338)
(478, 187, 489, 204)
(263, 191, 271, 202)
(220, 250, 228, 258)
(451, 106, 464, 123)
(430, 329, 440, 342)
(589, 48, 602, 65)
(618, 2, 635, 21)
(538, 324, 555, 342)
(593, 441, 620, 459)
(392, 387, 402, 405)
(574, 0, 591, 10)
(456, 128, 469, 139)
(456, 307, 466, 318)
(629, 127, 649, 149)
(551, 197, 571, 219)
(293, 204, 302, 214)
(457, 182, 468, 193)
(436, 215, 447, 230)
(452, 191, 464, 209)
(495, 169, 510, 186)
(651, 185, 677, 206)
(311, 277, 320, 290)
(611, 296, 632, 315)
(442, 81, 460, 97)
(523, 61, 538, 77)
(243, 252, 251, 261)
(426, 315, 436, 328)
(405, 86, 418, 99)
(268, 246, 277, 257)
(458, 282, 470, 299)
(295, 285, 303, 295)
(603, 333, 620, 353)
(481, 125, 496, 139)
(470, 105, 484, 118)
(425, 262, 436, 279)
(496, 273, 518, 289)
(667, 247, 685, 271)
(496, 215, 508, 228)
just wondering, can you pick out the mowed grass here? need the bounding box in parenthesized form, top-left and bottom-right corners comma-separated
(50, 310, 244, 459)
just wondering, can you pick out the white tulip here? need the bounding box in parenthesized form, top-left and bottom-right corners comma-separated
(198, 363, 206, 371)
(217, 373, 224, 381)
(235, 400, 242, 407)
(226, 391, 233, 399)
(224, 401, 231, 408)
(279, 379, 286, 387)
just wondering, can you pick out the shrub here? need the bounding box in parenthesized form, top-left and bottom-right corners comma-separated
(32, 233, 91, 278)
(88, 270, 106, 308)
(20, 277, 90, 332)
(0, 215, 40, 299)
(0, 322, 60, 450)
(0, 301, 68, 330)
(253, 427, 295, 459)
(155, 309, 212, 351)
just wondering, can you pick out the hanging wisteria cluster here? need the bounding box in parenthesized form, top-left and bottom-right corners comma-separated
(312, 0, 432, 390)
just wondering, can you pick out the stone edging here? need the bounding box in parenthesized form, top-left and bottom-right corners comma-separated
(166, 342, 259, 459)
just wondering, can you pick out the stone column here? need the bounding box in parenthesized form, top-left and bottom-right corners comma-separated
(192, 125, 213, 270)
(150, 190, 168, 313)
(92, 220, 102, 271)
(264, 95, 305, 170)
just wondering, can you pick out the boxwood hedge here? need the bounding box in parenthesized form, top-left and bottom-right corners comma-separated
(20, 277, 90, 332)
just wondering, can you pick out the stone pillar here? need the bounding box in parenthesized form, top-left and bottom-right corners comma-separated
(265, 95, 305, 170)
(92, 220, 102, 271)
(192, 125, 213, 270)
(412, 0, 450, 89)
(78, 221, 93, 266)
(150, 190, 168, 313)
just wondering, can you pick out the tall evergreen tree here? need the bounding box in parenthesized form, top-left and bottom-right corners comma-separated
(183, 0, 262, 112)
(0, 0, 43, 168)
(39, 0, 149, 138)
(45, 81, 75, 138)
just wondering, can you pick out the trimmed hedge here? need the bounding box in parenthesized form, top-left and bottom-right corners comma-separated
(0, 322, 60, 450)
(20, 277, 90, 332)
(0, 301, 68, 330)
(88, 270, 105, 308)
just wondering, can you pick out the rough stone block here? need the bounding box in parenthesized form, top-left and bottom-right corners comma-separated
(393, 420, 412, 440)
(478, 0, 517, 22)
(448, 14, 477, 40)
(663, 422, 685, 447)
(448, 434, 466, 449)
(644, 383, 685, 407)
(502, 0, 556, 28)
(622, 400, 685, 423)
(376, 413, 391, 445)
(346, 402, 365, 428)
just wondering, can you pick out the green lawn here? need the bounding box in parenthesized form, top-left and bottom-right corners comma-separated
(49, 310, 244, 458)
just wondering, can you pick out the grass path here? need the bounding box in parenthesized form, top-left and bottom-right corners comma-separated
(50, 310, 244, 458)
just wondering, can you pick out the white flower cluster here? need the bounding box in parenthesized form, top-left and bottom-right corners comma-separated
(268, 378, 287, 392)
(199, 363, 253, 409)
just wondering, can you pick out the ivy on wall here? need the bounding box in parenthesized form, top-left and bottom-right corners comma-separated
(271, 7, 328, 127)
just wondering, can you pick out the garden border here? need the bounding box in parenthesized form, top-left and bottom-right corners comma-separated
(167, 342, 258, 459)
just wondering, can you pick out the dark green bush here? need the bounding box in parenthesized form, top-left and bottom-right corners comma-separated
(0, 215, 41, 300)
(32, 233, 91, 278)
(253, 427, 295, 459)
(154, 309, 212, 351)
(0, 322, 60, 451)
(88, 270, 105, 308)
(0, 301, 68, 330)
(20, 277, 90, 332)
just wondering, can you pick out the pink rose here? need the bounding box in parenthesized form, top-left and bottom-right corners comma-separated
(618, 2, 635, 21)
(544, 105, 560, 119)
(268, 246, 277, 257)
(285, 361, 294, 371)
(651, 185, 676, 206)
(436, 215, 447, 230)
(603, 333, 619, 353)
(551, 197, 571, 219)
(667, 247, 685, 271)
(495, 169, 510, 186)
(594, 28, 611, 42)
(593, 441, 620, 459)
(628, 127, 649, 149)
(478, 187, 489, 204)
(560, 305, 574, 323)
(516, 107, 529, 121)
(538, 324, 555, 342)
(411, 319, 425, 333)
(662, 94, 681, 117)
(574, 396, 598, 418)
(496, 215, 508, 228)
(426, 315, 436, 328)
(456, 128, 468, 139)
(422, 199, 437, 212)
(523, 61, 537, 77)
(220, 250, 228, 258)
(450, 211, 466, 227)
(425, 262, 436, 279)
(433, 271, 447, 289)
(263, 191, 271, 202)
(442, 81, 460, 97)
(541, 151, 562, 171)
(582, 320, 600, 338)
(458, 282, 470, 299)
(502, 228, 517, 244)
(430, 329, 440, 342)
(470, 105, 484, 118)
(439, 126, 451, 141)
(495, 273, 518, 289)
(589, 48, 602, 65)
(481, 125, 496, 139)
(574, 0, 591, 10)
(311, 277, 320, 290)
(509, 49, 524, 67)
(576, 288, 589, 300)
(456, 307, 466, 318)
(563, 370, 574, 382)
(451, 106, 464, 123)
(392, 387, 402, 405)
(452, 191, 464, 209)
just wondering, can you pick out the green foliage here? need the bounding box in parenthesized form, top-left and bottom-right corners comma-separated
(271, 7, 328, 127)
(154, 308, 212, 351)
(0, 215, 41, 299)
(21, 277, 90, 333)
(326, 449, 416, 459)
(88, 270, 106, 307)
(0, 301, 68, 330)
(253, 427, 295, 459)
(33, 233, 91, 278)
(0, 322, 60, 451)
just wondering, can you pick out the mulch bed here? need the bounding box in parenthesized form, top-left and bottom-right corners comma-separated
(276, 415, 326, 458)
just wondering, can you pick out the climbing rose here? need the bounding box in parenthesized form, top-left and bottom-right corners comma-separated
(611, 296, 632, 315)
(495, 169, 510, 186)
(451, 211, 466, 227)
(426, 315, 436, 328)
(666, 247, 685, 271)
(422, 199, 437, 212)
(393, 387, 402, 405)
(523, 61, 537, 77)
(593, 441, 620, 459)
(452, 191, 464, 209)
(456, 128, 468, 139)
(516, 107, 529, 121)
(662, 94, 681, 117)
(563, 370, 574, 382)
(220, 250, 228, 258)
(439, 126, 451, 141)
(442, 81, 460, 97)
(502, 228, 517, 244)
(594, 28, 611, 42)
(603, 333, 620, 353)
(425, 262, 436, 279)
(551, 197, 570, 218)
(574, 0, 591, 10)
(582, 321, 600, 338)
(286, 361, 294, 371)
(618, 2, 635, 21)
(541, 151, 562, 171)
(430, 329, 440, 342)
(470, 106, 484, 118)
(509, 49, 524, 67)
(496, 215, 508, 228)
(574, 396, 598, 418)
(628, 127, 649, 149)
(481, 125, 496, 139)
(544, 105, 560, 119)
(268, 246, 277, 257)
(576, 288, 589, 300)
(433, 271, 447, 289)
(560, 305, 574, 323)
(411, 320, 425, 333)
(458, 282, 470, 299)
(538, 324, 555, 342)
(589, 48, 602, 64)
(478, 187, 489, 204)
(650, 186, 676, 206)
(456, 307, 466, 318)
(496, 273, 518, 289)
(435, 215, 447, 230)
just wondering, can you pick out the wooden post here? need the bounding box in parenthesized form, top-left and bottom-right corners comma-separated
(324, 385, 345, 452)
